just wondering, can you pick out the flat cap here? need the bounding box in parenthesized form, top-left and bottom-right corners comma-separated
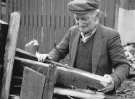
(67, 0, 100, 15)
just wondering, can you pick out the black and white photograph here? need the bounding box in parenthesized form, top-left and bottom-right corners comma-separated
(0, 0, 135, 99)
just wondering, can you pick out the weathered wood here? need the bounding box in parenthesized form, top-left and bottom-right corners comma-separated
(42, 64, 57, 99)
(15, 57, 57, 99)
(0, 12, 20, 99)
(16, 48, 72, 70)
(54, 88, 105, 99)
(54, 88, 124, 99)
(56, 66, 106, 90)
(15, 57, 107, 90)
(16, 48, 37, 61)
(20, 67, 45, 99)
(15, 57, 49, 75)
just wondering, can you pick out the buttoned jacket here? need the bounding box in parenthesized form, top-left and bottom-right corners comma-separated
(49, 24, 130, 89)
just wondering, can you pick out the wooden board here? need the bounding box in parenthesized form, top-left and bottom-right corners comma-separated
(0, 12, 20, 99)
(42, 64, 57, 99)
(54, 88, 123, 99)
(54, 88, 105, 99)
(15, 57, 56, 99)
(20, 67, 45, 99)
(56, 66, 106, 90)
(15, 57, 49, 75)
(15, 57, 107, 90)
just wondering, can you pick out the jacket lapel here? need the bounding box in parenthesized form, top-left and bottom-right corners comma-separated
(92, 25, 103, 73)
(71, 32, 80, 67)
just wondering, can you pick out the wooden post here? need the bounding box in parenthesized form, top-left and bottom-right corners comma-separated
(0, 12, 20, 99)
(42, 64, 57, 99)
(15, 56, 106, 91)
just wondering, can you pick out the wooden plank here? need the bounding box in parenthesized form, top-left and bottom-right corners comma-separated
(15, 48, 107, 90)
(42, 64, 57, 99)
(15, 56, 56, 99)
(15, 57, 49, 75)
(56, 66, 106, 90)
(114, 0, 119, 29)
(54, 88, 123, 99)
(15, 46, 107, 90)
(15, 48, 37, 61)
(0, 12, 20, 99)
(25, 0, 29, 28)
(20, 67, 45, 99)
(54, 88, 105, 99)
(42, 27, 51, 53)
(106, 0, 116, 28)
(29, 0, 32, 27)
(8, 0, 12, 14)
(37, 0, 42, 27)
(99, 0, 105, 25)
(15, 56, 107, 90)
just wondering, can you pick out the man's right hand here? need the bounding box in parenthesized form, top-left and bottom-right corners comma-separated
(36, 52, 50, 62)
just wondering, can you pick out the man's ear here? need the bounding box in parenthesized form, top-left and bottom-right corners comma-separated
(95, 10, 102, 24)
(73, 15, 79, 25)
(95, 10, 101, 18)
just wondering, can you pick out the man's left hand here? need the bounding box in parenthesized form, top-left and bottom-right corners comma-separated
(99, 74, 115, 93)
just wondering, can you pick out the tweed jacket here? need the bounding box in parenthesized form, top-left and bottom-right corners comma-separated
(49, 24, 130, 90)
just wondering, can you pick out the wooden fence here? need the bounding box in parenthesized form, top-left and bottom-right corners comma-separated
(2, 0, 118, 53)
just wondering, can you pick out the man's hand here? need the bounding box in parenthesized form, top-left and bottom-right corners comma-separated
(36, 52, 50, 62)
(99, 74, 114, 93)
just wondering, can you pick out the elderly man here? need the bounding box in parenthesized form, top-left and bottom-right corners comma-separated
(37, 0, 130, 95)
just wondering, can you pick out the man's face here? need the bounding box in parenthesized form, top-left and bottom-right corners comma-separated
(74, 10, 98, 33)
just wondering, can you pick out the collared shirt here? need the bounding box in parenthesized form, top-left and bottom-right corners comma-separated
(80, 28, 96, 43)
